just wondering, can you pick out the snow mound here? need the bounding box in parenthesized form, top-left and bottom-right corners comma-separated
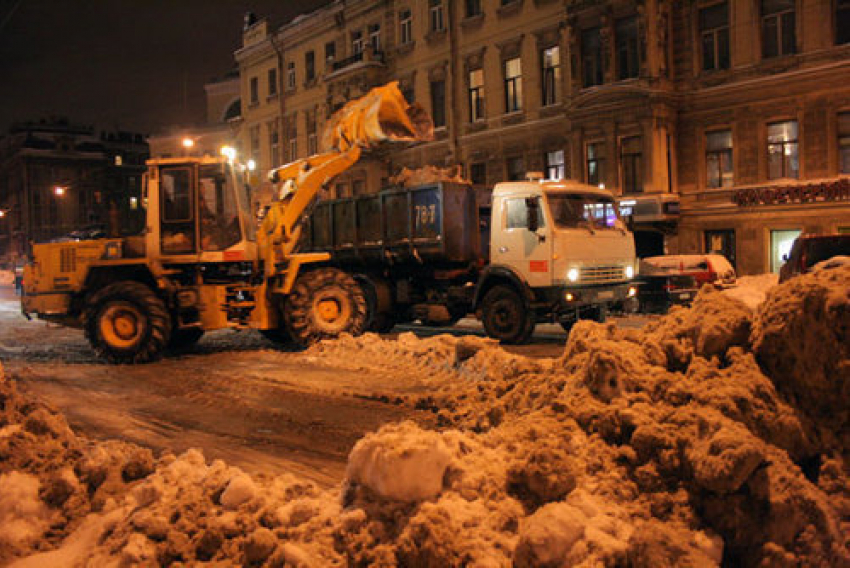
(723, 273, 779, 309)
(2, 267, 849, 566)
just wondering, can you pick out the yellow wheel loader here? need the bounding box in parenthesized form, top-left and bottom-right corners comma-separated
(21, 82, 433, 363)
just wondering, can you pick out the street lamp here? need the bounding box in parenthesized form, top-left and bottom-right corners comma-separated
(54, 186, 67, 197)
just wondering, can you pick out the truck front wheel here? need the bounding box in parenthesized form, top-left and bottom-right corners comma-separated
(84, 281, 171, 364)
(285, 268, 367, 346)
(480, 285, 535, 344)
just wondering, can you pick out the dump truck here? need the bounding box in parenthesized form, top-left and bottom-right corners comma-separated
(300, 176, 638, 343)
(21, 82, 432, 363)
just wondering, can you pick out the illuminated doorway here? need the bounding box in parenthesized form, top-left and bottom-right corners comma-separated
(770, 229, 801, 273)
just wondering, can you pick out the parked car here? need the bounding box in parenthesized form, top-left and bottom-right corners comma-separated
(634, 273, 699, 314)
(779, 233, 850, 283)
(640, 254, 737, 289)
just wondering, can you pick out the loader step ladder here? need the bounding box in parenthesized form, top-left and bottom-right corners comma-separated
(224, 285, 257, 327)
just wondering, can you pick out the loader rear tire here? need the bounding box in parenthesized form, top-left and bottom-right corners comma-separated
(284, 268, 367, 346)
(85, 281, 171, 364)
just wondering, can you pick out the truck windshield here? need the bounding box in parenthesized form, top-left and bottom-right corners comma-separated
(547, 193, 619, 230)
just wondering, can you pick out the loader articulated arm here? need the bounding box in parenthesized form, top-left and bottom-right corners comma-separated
(258, 81, 433, 277)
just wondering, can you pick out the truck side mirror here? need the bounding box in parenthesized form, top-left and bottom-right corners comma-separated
(525, 197, 539, 232)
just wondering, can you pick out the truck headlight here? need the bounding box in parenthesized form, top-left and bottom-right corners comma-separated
(625, 265, 634, 279)
(567, 268, 579, 282)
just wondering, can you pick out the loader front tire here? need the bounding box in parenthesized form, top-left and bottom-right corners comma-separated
(284, 268, 367, 346)
(85, 281, 171, 364)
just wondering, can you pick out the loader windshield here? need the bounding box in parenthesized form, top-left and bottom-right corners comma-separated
(199, 164, 241, 251)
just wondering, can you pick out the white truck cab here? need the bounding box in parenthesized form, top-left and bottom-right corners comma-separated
(476, 177, 637, 341)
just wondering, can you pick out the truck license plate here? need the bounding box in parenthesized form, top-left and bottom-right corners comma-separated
(597, 290, 614, 300)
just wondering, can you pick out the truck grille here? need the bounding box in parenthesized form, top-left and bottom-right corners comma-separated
(60, 248, 77, 273)
(580, 265, 625, 284)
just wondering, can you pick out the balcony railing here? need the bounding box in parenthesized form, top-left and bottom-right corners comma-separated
(331, 49, 385, 71)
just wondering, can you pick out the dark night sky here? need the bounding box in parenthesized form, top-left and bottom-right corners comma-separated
(0, 0, 328, 136)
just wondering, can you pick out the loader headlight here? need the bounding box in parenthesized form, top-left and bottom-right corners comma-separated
(625, 265, 635, 279)
(567, 268, 580, 282)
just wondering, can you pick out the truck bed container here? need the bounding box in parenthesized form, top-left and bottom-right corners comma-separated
(303, 182, 481, 267)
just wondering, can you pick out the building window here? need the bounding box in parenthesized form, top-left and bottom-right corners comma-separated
(767, 120, 798, 179)
(430, 80, 446, 128)
(504, 57, 522, 113)
(269, 121, 280, 167)
(249, 77, 258, 105)
(470, 162, 486, 184)
(352, 30, 364, 55)
(770, 229, 801, 273)
(325, 41, 336, 64)
(507, 156, 525, 181)
(469, 68, 485, 122)
(369, 23, 381, 52)
(541, 45, 560, 106)
(706, 129, 733, 188)
(586, 142, 606, 186)
(545, 150, 565, 180)
(400, 9, 412, 45)
(465, 0, 482, 18)
(307, 114, 317, 156)
(286, 61, 296, 90)
(840, 112, 850, 173)
(705, 229, 736, 268)
(268, 68, 278, 96)
(699, 2, 730, 71)
(762, 0, 796, 58)
(615, 16, 639, 80)
(287, 115, 298, 161)
(838, 0, 850, 45)
(429, 0, 444, 32)
(620, 136, 643, 193)
(581, 28, 603, 88)
(305, 51, 315, 82)
(249, 125, 260, 163)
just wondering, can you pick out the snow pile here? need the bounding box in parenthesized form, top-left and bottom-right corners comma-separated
(722, 273, 779, 309)
(2, 267, 850, 566)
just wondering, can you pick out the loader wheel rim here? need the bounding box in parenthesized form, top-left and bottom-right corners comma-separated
(100, 303, 145, 348)
(313, 290, 351, 332)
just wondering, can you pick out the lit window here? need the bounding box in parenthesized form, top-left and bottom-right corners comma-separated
(586, 142, 606, 186)
(706, 130, 733, 188)
(504, 57, 522, 113)
(767, 120, 799, 179)
(469, 69, 485, 122)
(545, 150, 565, 180)
(541, 46, 560, 106)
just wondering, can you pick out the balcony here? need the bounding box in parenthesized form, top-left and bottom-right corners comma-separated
(330, 49, 385, 73)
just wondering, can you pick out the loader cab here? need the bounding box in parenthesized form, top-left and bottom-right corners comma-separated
(145, 156, 256, 262)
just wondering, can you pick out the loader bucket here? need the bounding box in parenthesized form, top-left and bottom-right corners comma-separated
(322, 81, 434, 153)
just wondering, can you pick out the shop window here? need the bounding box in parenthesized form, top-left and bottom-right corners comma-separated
(504, 57, 523, 113)
(767, 120, 799, 179)
(706, 129, 733, 188)
(586, 142, 606, 187)
(620, 136, 643, 193)
(705, 229, 736, 268)
(429, 0, 444, 32)
(615, 16, 639, 80)
(465, 0, 482, 18)
(469, 68, 485, 122)
(545, 150, 565, 180)
(268, 68, 278, 97)
(581, 27, 603, 87)
(430, 80, 446, 128)
(762, 0, 796, 58)
(839, 112, 850, 173)
(400, 9, 412, 45)
(541, 46, 560, 106)
(699, 2, 730, 71)
(470, 162, 486, 184)
(507, 156, 524, 181)
(770, 229, 801, 273)
(838, 0, 850, 45)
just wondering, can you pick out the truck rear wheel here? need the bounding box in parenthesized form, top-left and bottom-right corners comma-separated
(84, 281, 171, 364)
(285, 268, 367, 346)
(480, 285, 535, 344)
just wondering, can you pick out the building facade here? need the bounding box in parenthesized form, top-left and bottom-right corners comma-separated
(236, 0, 850, 275)
(0, 119, 148, 260)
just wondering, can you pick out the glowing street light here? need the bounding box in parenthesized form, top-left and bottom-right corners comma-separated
(220, 146, 236, 161)
(247, 159, 257, 171)
(0, 209, 6, 218)
(182, 137, 195, 149)
(54, 186, 66, 197)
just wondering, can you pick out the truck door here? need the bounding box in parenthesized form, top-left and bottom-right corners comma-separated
(160, 167, 197, 255)
(492, 196, 552, 288)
